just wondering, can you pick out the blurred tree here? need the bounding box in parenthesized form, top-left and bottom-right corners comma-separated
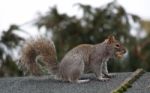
(0, 24, 24, 77)
(140, 20, 150, 33)
(35, 1, 149, 72)
(138, 20, 150, 71)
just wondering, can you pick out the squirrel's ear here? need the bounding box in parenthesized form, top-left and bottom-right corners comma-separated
(106, 35, 116, 44)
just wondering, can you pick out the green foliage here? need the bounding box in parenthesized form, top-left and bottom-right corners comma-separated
(0, 55, 23, 77)
(0, 24, 24, 77)
(1, 25, 23, 47)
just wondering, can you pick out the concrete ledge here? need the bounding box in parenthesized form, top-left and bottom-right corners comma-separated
(0, 73, 149, 93)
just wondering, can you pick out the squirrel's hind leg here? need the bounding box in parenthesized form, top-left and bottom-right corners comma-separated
(59, 54, 86, 83)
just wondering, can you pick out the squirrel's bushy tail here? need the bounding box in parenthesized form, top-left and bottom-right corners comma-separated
(19, 37, 58, 76)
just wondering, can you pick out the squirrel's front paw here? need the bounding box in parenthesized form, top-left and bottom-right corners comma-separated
(104, 73, 115, 78)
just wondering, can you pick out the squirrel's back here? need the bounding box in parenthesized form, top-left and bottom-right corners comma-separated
(61, 44, 94, 65)
(20, 37, 57, 75)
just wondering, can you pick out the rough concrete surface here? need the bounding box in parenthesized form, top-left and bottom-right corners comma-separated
(125, 73, 150, 93)
(0, 73, 149, 93)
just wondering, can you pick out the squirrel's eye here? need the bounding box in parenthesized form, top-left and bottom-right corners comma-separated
(115, 44, 120, 47)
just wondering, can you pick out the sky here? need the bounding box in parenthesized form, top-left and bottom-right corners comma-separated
(0, 0, 150, 37)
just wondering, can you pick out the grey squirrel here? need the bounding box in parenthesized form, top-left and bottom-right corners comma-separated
(19, 35, 126, 83)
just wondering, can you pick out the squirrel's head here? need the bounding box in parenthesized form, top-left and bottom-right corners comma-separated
(105, 35, 126, 59)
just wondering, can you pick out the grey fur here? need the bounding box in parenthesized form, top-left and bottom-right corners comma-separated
(58, 38, 126, 83)
(20, 36, 126, 83)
